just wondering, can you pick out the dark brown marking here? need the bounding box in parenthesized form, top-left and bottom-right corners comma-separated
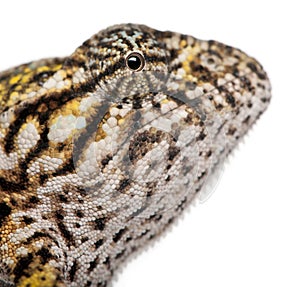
(69, 260, 77, 282)
(113, 228, 127, 243)
(36, 247, 53, 265)
(0, 178, 24, 193)
(225, 93, 236, 108)
(13, 253, 34, 283)
(95, 239, 104, 249)
(117, 179, 131, 193)
(88, 257, 99, 272)
(115, 249, 126, 260)
(23, 216, 34, 225)
(168, 146, 180, 161)
(0, 202, 11, 225)
(95, 218, 106, 231)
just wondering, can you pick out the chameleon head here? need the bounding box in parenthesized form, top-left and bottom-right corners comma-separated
(70, 23, 171, 99)
(0, 23, 271, 287)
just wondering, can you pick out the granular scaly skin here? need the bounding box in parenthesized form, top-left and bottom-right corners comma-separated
(0, 24, 271, 287)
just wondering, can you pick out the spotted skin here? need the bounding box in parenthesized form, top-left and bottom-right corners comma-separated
(0, 24, 271, 287)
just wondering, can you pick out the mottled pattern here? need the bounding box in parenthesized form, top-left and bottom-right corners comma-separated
(0, 24, 271, 287)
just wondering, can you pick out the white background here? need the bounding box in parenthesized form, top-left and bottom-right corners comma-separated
(0, 1, 299, 286)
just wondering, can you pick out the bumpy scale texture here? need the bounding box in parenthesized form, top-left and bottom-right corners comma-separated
(0, 24, 271, 287)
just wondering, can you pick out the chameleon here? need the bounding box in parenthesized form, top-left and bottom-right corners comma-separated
(0, 23, 271, 287)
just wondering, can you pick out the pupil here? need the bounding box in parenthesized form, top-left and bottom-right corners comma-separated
(128, 56, 141, 70)
(126, 53, 144, 71)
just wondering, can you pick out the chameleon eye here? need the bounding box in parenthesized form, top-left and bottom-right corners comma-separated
(126, 52, 145, 71)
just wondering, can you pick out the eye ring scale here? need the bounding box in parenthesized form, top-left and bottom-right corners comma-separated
(125, 52, 145, 72)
